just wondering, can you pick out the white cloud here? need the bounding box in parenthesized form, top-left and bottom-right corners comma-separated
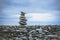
(5, 12, 56, 22)
(26, 13, 55, 22)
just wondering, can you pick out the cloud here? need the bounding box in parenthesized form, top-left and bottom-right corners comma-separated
(26, 13, 55, 22)
(0, 0, 60, 25)
(4, 0, 59, 10)
(1, 12, 60, 25)
(5, 12, 58, 21)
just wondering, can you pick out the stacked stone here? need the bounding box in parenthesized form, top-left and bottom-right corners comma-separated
(19, 12, 27, 27)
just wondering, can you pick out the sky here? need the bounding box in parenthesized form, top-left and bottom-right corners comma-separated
(0, 0, 60, 25)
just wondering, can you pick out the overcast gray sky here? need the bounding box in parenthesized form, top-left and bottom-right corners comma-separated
(0, 0, 60, 25)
